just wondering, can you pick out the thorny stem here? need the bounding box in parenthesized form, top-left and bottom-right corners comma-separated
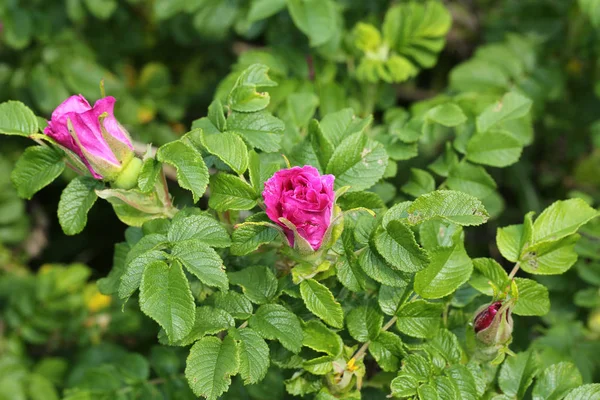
(351, 316, 398, 362)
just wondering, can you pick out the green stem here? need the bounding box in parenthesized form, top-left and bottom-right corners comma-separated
(352, 315, 398, 361)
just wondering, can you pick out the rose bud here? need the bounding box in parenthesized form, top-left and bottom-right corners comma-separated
(473, 300, 514, 347)
(263, 166, 339, 254)
(44, 95, 142, 188)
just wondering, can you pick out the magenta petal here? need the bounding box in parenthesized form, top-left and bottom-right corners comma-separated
(92, 97, 133, 149)
(69, 112, 119, 165)
(51, 95, 91, 121)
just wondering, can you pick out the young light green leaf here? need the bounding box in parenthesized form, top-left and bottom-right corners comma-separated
(319, 108, 372, 147)
(302, 320, 343, 357)
(415, 241, 473, 299)
(496, 224, 523, 262)
(447, 162, 497, 199)
(406, 190, 489, 226)
(137, 158, 161, 193)
(0, 100, 38, 136)
(498, 350, 539, 399)
(346, 305, 383, 342)
(228, 64, 276, 113)
(521, 235, 579, 275)
(396, 300, 443, 338)
(248, 0, 286, 22)
(207, 99, 226, 131)
(11, 146, 65, 199)
(230, 327, 270, 385)
(374, 221, 430, 272)
(200, 131, 249, 174)
(513, 278, 550, 316)
(476, 92, 533, 133)
(287, 0, 338, 47)
(57, 176, 103, 235)
(326, 132, 388, 192)
(532, 198, 598, 244)
(249, 304, 303, 353)
(172, 240, 228, 291)
(429, 142, 459, 178)
(156, 139, 208, 202)
(426, 103, 467, 127)
(228, 266, 278, 304)
(185, 336, 239, 400)
(532, 362, 582, 400)
(466, 130, 523, 167)
(227, 111, 285, 153)
(139, 260, 195, 342)
(300, 279, 344, 329)
(469, 258, 508, 296)
(401, 168, 436, 198)
(208, 173, 258, 211)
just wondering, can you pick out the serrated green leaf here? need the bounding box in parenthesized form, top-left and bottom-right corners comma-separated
(521, 235, 579, 275)
(374, 220, 429, 272)
(0, 100, 38, 136)
(396, 300, 443, 338)
(379, 285, 409, 316)
(11, 146, 65, 199)
(433, 376, 460, 400)
(391, 373, 419, 398)
(346, 305, 383, 342)
(299, 279, 344, 328)
(168, 213, 231, 247)
(228, 64, 276, 113)
(513, 278, 550, 316)
(447, 162, 497, 199)
(564, 384, 600, 400)
(156, 139, 208, 202)
(419, 220, 461, 249)
(172, 240, 228, 291)
(249, 304, 303, 353)
(231, 220, 280, 256)
(287, 0, 338, 47)
(326, 131, 388, 192)
(429, 142, 459, 178)
(230, 327, 270, 385)
(320, 108, 372, 147)
(401, 168, 435, 198)
(248, 151, 281, 192)
(139, 260, 195, 342)
(201, 131, 249, 174)
(369, 331, 404, 372)
(403, 353, 433, 382)
(498, 350, 539, 399)
(532, 362, 582, 400)
(446, 364, 479, 400)
(185, 336, 239, 400)
(415, 241, 473, 299)
(213, 291, 253, 320)
(227, 111, 285, 153)
(208, 173, 258, 211)
(476, 92, 533, 133)
(406, 190, 489, 226)
(532, 199, 598, 244)
(496, 224, 523, 263)
(207, 99, 226, 131)
(229, 266, 278, 304)
(426, 103, 467, 127)
(137, 158, 161, 193)
(57, 176, 103, 235)
(302, 320, 343, 356)
(358, 245, 411, 287)
(170, 306, 235, 346)
(466, 130, 523, 167)
(469, 258, 508, 296)
(119, 234, 168, 300)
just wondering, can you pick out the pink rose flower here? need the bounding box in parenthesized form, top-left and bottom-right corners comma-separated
(473, 300, 514, 347)
(473, 301, 502, 333)
(44, 95, 133, 179)
(263, 166, 335, 251)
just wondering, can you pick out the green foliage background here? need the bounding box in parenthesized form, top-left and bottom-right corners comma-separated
(1, 0, 600, 399)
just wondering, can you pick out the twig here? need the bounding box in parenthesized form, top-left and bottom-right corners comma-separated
(508, 262, 520, 280)
(352, 316, 398, 361)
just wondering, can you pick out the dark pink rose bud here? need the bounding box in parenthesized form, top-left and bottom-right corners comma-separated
(473, 301, 514, 347)
(263, 166, 335, 251)
(44, 95, 137, 184)
(474, 301, 502, 333)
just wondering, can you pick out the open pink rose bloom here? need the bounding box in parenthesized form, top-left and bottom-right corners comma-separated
(263, 166, 335, 251)
(44, 95, 133, 179)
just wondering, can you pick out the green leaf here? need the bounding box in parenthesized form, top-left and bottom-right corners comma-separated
(26, 374, 59, 400)
(230, 327, 270, 385)
(498, 350, 539, 399)
(532, 362, 582, 400)
(374, 221, 429, 272)
(172, 240, 228, 291)
(419, 220, 461, 249)
(521, 235, 579, 275)
(401, 168, 436, 198)
(446, 364, 479, 400)
(302, 320, 343, 356)
(396, 300, 443, 338)
(248, 0, 287, 22)
(228, 64, 277, 113)
(287, 0, 338, 47)
(358, 245, 411, 287)
(319, 108, 372, 147)
(168, 213, 231, 247)
(248, 151, 281, 192)
(469, 258, 508, 296)
(208, 173, 258, 211)
(229, 266, 278, 304)
(415, 241, 473, 299)
(391, 374, 419, 398)
(426, 103, 467, 127)
(405, 190, 489, 226)
(139, 260, 196, 342)
(476, 92, 533, 133)
(433, 376, 460, 400)
(185, 336, 239, 400)
(84, 0, 118, 20)
(299, 279, 344, 328)
(231, 221, 280, 256)
(201, 131, 249, 174)
(137, 158, 161, 193)
(119, 234, 168, 300)
(11, 146, 65, 199)
(227, 111, 285, 153)
(369, 331, 404, 372)
(532, 199, 598, 244)
(466, 130, 523, 167)
(170, 306, 235, 346)
(326, 131, 388, 192)
(286, 93, 319, 128)
(249, 304, 303, 353)
(207, 99, 227, 131)
(0, 100, 38, 136)
(447, 162, 497, 200)
(496, 224, 524, 263)
(57, 176, 103, 235)
(213, 291, 253, 320)
(346, 305, 383, 342)
(564, 384, 600, 400)
(379, 285, 409, 316)
(513, 278, 550, 316)
(429, 142, 459, 178)
(156, 139, 208, 202)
